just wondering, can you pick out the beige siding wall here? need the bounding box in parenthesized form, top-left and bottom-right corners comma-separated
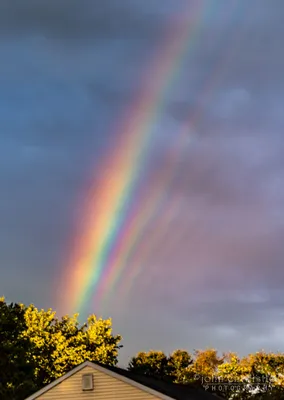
(36, 366, 162, 400)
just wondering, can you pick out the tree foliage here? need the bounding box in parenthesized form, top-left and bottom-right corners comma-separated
(128, 349, 193, 383)
(167, 349, 193, 383)
(0, 298, 122, 400)
(190, 348, 224, 377)
(128, 350, 169, 380)
(2, 295, 284, 400)
(128, 348, 284, 400)
(0, 298, 37, 400)
(22, 305, 122, 385)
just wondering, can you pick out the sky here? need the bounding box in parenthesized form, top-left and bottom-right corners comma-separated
(0, 0, 284, 366)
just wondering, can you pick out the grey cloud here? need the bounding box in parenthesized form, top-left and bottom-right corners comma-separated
(1, 0, 284, 365)
(113, 288, 284, 364)
(166, 100, 196, 123)
(163, 0, 284, 130)
(106, 129, 284, 344)
(0, 0, 170, 40)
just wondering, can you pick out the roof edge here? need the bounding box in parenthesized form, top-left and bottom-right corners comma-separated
(24, 361, 175, 400)
(24, 361, 93, 400)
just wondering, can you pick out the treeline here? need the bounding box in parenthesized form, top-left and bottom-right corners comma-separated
(1, 298, 284, 400)
(129, 349, 284, 399)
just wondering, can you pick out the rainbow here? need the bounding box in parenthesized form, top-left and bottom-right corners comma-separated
(108, 0, 246, 310)
(58, 0, 245, 317)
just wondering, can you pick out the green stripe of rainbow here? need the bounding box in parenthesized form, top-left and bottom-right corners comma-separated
(58, 0, 244, 317)
(107, 0, 246, 310)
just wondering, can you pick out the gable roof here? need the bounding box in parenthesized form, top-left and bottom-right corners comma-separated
(100, 363, 221, 400)
(25, 361, 220, 400)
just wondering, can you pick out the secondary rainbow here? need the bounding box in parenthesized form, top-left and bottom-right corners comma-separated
(98, 0, 245, 311)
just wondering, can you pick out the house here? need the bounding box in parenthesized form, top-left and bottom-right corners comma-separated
(24, 360, 220, 400)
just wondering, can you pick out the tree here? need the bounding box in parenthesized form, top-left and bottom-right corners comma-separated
(0, 298, 122, 399)
(22, 305, 122, 386)
(217, 351, 284, 399)
(187, 348, 225, 397)
(0, 297, 37, 400)
(217, 352, 252, 399)
(128, 349, 194, 384)
(190, 348, 224, 377)
(244, 352, 284, 399)
(128, 350, 169, 380)
(167, 349, 193, 383)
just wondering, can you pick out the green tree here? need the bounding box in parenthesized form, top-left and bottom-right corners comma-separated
(128, 350, 169, 380)
(0, 297, 36, 400)
(22, 305, 122, 386)
(128, 349, 194, 384)
(217, 352, 252, 399)
(0, 298, 122, 399)
(167, 349, 193, 383)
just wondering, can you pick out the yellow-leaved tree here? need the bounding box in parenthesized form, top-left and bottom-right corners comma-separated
(0, 298, 122, 400)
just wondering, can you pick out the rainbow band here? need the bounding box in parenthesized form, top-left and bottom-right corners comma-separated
(98, 0, 245, 312)
(58, 0, 245, 317)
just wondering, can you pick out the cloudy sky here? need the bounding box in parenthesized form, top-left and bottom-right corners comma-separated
(1, 0, 284, 365)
